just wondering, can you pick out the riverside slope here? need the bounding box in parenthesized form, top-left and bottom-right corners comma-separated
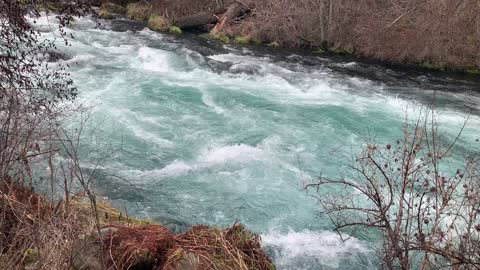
(36, 15, 480, 270)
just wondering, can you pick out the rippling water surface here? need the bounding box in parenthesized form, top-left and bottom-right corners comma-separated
(34, 15, 480, 269)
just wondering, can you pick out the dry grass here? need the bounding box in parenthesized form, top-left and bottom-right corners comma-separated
(102, 225, 175, 269)
(165, 223, 275, 270)
(99, 223, 275, 270)
(147, 0, 479, 70)
(0, 181, 96, 269)
(0, 182, 274, 270)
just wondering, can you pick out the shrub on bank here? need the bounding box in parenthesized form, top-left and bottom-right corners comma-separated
(126, 1, 152, 21)
(148, 14, 170, 32)
(98, 2, 126, 19)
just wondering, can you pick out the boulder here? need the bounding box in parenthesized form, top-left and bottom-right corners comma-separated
(72, 227, 119, 270)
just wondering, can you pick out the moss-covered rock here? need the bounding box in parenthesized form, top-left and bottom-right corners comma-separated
(169, 26, 182, 34)
(234, 36, 251, 45)
(466, 69, 480, 75)
(98, 2, 126, 20)
(100, 2, 126, 14)
(210, 33, 230, 43)
(126, 1, 152, 21)
(419, 61, 446, 71)
(148, 15, 170, 32)
(268, 41, 280, 47)
(99, 9, 114, 19)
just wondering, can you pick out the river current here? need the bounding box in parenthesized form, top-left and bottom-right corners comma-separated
(34, 15, 480, 269)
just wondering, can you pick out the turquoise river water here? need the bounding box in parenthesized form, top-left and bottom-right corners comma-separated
(33, 15, 480, 269)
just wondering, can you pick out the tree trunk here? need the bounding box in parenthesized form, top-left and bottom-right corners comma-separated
(210, 2, 248, 34)
(175, 12, 220, 30)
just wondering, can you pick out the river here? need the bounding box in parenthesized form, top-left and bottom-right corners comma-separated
(34, 15, 480, 269)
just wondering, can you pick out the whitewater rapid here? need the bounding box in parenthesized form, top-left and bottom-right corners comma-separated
(34, 15, 480, 269)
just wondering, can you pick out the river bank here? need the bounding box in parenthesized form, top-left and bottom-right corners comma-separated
(0, 183, 274, 270)
(96, 0, 480, 74)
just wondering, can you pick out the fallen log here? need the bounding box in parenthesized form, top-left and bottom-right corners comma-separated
(175, 11, 222, 30)
(210, 2, 248, 34)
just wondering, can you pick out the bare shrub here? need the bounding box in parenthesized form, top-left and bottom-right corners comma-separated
(307, 110, 480, 269)
(151, 0, 230, 19)
(0, 0, 103, 268)
(223, 0, 480, 70)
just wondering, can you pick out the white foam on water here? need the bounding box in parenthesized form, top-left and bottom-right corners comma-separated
(136, 47, 170, 72)
(200, 89, 226, 114)
(199, 144, 265, 165)
(138, 28, 165, 40)
(208, 53, 271, 64)
(65, 54, 96, 66)
(145, 141, 272, 179)
(107, 107, 174, 148)
(263, 230, 370, 269)
(152, 161, 193, 177)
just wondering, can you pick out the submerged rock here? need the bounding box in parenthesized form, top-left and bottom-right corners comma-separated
(46, 51, 70, 62)
(109, 19, 147, 32)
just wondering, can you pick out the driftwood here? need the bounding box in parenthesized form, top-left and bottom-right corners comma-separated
(210, 2, 248, 34)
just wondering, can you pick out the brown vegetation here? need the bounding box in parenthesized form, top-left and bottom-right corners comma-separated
(231, 0, 480, 70)
(100, 223, 275, 270)
(119, 0, 479, 71)
(0, 0, 98, 267)
(102, 225, 175, 269)
(0, 182, 97, 269)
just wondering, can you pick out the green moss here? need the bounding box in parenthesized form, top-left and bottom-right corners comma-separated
(169, 26, 182, 34)
(23, 248, 39, 266)
(233, 36, 251, 45)
(148, 15, 170, 32)
(313, 48, 325, 54)
(210, 33, 230, 43)
(100, 2, 126, 14)
(252, 38, 263, 45)
(95, 202, 160, 226)
(466, 69, 480, 75)
(126, 2, 152, 21)
(268, 41, 280, 47)
(45, 3, 61, 11)
(419, 61, 445, 71)
(99, 9, 114, 20)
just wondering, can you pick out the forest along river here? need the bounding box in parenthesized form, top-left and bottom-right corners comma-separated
(34, 15, 480, 269)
